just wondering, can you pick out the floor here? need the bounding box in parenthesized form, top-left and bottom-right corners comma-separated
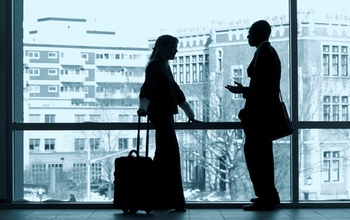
(1, 208, 350, 220)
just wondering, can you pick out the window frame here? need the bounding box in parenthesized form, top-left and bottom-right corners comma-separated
(4, 0, 350, 207)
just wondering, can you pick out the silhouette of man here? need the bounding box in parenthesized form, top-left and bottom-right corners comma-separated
(226, 20, 281, 211)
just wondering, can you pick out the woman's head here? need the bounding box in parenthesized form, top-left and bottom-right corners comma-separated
(149, 35, 179, 62)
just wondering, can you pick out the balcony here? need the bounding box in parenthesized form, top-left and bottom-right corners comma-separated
(95, 91, 138, 100)
(60, 91, 86, 99)
(94, 58, 145, 67)
(60, 53, 86, 66)
(95, 72, 144, 83)
(60, 73, 86, 83)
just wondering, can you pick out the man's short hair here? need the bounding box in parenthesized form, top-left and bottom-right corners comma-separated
(251, 20, 271, 40)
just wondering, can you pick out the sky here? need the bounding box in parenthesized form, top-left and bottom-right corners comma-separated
(24, 0, 349, 47)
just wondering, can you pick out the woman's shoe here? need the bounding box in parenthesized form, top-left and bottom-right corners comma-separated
(174, 207, 186, 212)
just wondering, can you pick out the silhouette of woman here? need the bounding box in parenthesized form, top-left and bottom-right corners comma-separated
(138, 35, 200, 212)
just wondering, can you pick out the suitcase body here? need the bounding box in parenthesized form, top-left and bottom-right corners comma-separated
(113, 116, 153, 214)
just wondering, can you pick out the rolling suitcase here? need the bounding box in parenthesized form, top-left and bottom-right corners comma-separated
(113, 116, 153, 214)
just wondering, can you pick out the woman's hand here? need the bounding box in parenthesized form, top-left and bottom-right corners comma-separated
(137, 109, 147, 117)
(188, 117, 202, 123)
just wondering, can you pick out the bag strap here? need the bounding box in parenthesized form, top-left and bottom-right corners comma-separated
(145, 116, 149, 157)
(272, 64, 283, 102)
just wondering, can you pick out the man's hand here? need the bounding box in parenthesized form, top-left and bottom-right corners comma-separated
(225, 81, 244, 94)
(137, 109, 147, 117)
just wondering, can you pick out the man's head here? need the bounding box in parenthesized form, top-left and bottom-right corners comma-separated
(247, 20, 271, 47)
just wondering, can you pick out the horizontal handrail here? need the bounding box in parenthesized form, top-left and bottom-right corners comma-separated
(11, 121, 350, 130)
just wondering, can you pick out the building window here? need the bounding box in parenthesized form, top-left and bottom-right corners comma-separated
(186, 64, 190, 83)
(332, 96, 340, 121)
(199, 63, 203, 82)
(198, 55, 203, 61)
(91, 163, 102, 180)
(192, 63, 197, 82)
(341, 96, 348, 121)
(31, 163, 46, 183)
(183, 149, 199, 183)
(232, 66, 243, 99)
(28, 69, 40, 76)
(48, 86, 57, 92)
(44, 114, 55, 123)
(323, 95, 349, 121)
(323, 45, 348, 77)
(81, 53, 88, 60)
(179, 65, 184, 83)
(192, 55, 197, 62)
(75, 114, 86, 122)
(48, 164, 63, 182)
(332, 54, 339, 76)
(90, 138, 100, 151)
(75, 138, 85, 151)
(341, 46, 348, 76)
(173, 65, 177, 81)
(29, 139, 40, 151)
(323, 151, 340, 182)
(204, 62, 209, 81)
(118, 114, 129, 122)
(48, 69, 58, 76)
(132, 115, 138, 122)
(48, 52, 58, 59)
(323, 54, 330, 76)
(89, 114, 100, 122)
(185, 56, 190, 62)
(323, 96, 331, 121)
(179, 56, 184, 63)
(28, 85, 40, 93)
(95, 53, 103, 59)
(173, 57, 177, 63)
(118, 138, 128, 149)
(28, 51, 39, 59)
(29, 114, 40, 122)
(73, 163, 86, 182)
(44, 139, 55, 151)
(216, 49, 223, 72)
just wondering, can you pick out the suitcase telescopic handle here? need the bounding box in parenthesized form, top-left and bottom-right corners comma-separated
(136, 115, 149, 157)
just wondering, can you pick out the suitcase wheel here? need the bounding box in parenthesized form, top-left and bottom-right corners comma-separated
(145, 209, 151, 214)
(122, 209, 128, 214)
(129, 209, 138, 214)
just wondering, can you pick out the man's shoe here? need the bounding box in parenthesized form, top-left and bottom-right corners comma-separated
(243, 203, 275, 211)
(250, 197, 280, 205)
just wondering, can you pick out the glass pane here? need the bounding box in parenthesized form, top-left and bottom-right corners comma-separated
(20, 129, 290, 202)
(21, 0, 290, 203)
(298, 0, 350, 121)
(299, 129, 350, 201)
(21, 130, 156, 202)
(23, 0, 289, 123)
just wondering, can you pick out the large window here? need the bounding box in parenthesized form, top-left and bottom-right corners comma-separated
(299, 129, 349, 201)
(5, 0, 348, 205)
(297, 0, 350, 202)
